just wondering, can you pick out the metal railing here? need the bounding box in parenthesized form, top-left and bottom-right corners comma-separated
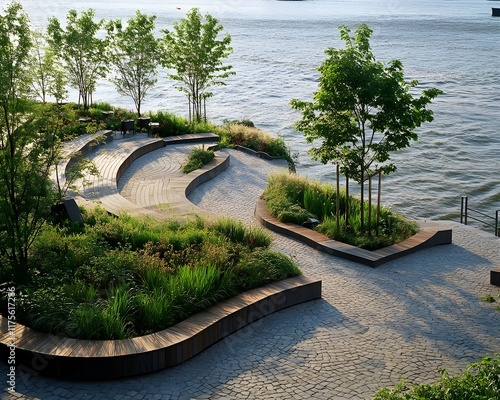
(460, 196, 499, 236)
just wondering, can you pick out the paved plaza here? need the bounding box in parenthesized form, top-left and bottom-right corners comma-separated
(2, 138, 500, 399)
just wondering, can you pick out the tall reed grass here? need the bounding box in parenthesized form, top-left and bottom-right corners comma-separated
(14, 208, 301, 339)
(263, 172, 417, 250)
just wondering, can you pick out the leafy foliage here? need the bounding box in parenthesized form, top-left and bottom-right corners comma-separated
(0, 4, 65, 282)
(219, 123, 293, 164)
(374, 355, 500, 400)
(10, 209, 299, 339)
(28, 30, 68, 104)
(263, 172, 417, 250)
(183, 146, 215, 173)
(291, 24, 442, 232)
(47, 9, 108, 109)
(107, 11, 161, 117)
(161, 8, 235, 122)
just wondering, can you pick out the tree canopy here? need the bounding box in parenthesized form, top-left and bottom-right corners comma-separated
(47, 9, 108, 110)
(107, 11, 161, 117)
(291, 24, 442, 232)
(0, 3, 98, 282)
(28, 30, 67, 104)
(161, 8, 234, 122)
(0, 2, 55, 281)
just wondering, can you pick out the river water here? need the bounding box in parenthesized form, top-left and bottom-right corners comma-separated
(18, 0, 500, 224)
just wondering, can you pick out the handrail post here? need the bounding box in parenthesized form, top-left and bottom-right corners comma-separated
(461, 196, 468, 225)
(464, 196, 469, 225)
(460, 196, 464, 224)
(496, 210, 499, 237)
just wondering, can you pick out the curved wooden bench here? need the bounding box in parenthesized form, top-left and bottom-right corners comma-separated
(255, 197, 452, 267)
(0, 275, 321, 380)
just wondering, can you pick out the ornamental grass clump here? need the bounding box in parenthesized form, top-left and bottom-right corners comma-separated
(262, 172, 417, 250)
(219, 123, 293, 163)
(9, 208, 300, 340)
(213, 217, 272, 249)
(183, 146, 215, 173)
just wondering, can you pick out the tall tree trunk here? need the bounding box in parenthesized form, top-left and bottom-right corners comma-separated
(345, 174, 349, 229)
(188, 94, 192, 123)
(336, 164, 340, 235)
(377, 170, 382, 233)
(368, 174, 372, 236)
(360, 166, 365, 233)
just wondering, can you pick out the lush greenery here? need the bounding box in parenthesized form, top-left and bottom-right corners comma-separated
(161, 8, 234, 122)
(106, 11, 162, 117)
(75, 104, 293, 165)
(291, 24, 441, 234)
(1, 208, 300, 339)
(0, 4, 99, 282)
(183, 146, 215, 173)
(262, 172, 417, 250)
(47, 9, 109, 110)
(219, 122, 294, 165)
(73, 102, 218, 137)
(374, 354, 500, 399)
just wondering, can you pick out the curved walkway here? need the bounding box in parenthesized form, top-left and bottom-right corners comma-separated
(3, 146, 500, 399)
(68, 132, 229, 221)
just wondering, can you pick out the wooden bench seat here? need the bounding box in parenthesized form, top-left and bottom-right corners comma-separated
(254, 197, 453, 267)
(0, 275, 321, 380)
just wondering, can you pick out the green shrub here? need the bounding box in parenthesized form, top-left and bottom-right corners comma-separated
(277, 204, 315, 225)
(374, 355, 500, 400)
(263, 172, 417, 250)
(91, 102, 114, 111)
(218, 124, 292, 162)
(232, 249, 301, 292)
(223, 118, 255, 127)
(75, 249, 138, 288)
(166, 263, 229, 321)
(16, 286, 75, 335)
(134, 287, 175, 334)
(213, 217, 271, 248)
(213, 217, 247, 243)
(481, 294, 496, 303)
(29, 226, 105, 275)
(149, 110, 191, 136)
(68, 283, 135, 340)
(192, 120, 219, 134)
(183, 146, 215, 173)
(12, 208, 301, 339)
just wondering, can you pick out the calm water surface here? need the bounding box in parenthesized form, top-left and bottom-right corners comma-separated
(19, 0, 500, 224)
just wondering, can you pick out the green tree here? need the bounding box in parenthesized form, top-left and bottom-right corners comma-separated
(47, 9, 108, 110)
(0, 3, 97, 283)
(107, 11, 161, 117)
(0, 2, 48, 282)
(28, 30, 68, 104)
(161, 8, 234, 122)
(291, 24, 441, 233)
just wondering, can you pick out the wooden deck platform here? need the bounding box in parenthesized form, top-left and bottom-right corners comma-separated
(0, 276, 321, 380)
(254, 197, 452, 267)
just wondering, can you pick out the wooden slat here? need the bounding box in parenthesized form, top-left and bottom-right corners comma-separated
(0, 276, 321, 380)
(254, 197, 452, 267)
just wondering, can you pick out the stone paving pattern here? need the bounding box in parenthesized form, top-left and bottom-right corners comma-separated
(2, 137, 500, 399)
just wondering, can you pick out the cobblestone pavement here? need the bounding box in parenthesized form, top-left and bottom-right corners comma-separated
(118, 142, 191, 207)
(3, 147, 500, 400)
